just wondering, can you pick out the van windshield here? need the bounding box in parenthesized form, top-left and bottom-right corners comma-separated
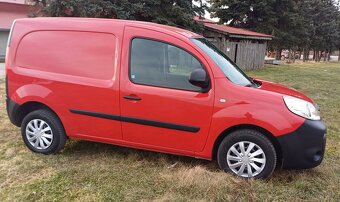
(191, 38, 253, 86)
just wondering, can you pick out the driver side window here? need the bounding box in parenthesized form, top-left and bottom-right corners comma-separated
(167, 45, 203, 76)
(130, 38, 204, 91)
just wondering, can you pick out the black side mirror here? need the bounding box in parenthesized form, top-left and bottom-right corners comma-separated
(189, 68, 210, 92)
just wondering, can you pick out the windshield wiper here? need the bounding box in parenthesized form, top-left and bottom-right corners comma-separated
(250, 78, 261, 88)
(245, 83, 254, 87)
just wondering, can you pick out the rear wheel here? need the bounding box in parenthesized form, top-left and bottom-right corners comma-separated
(217, 129, 277, 179)
(21, 109, 67, 154)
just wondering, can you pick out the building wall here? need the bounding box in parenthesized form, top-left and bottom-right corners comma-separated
(234, 40, 267, 70)
(0, 2, 29, 29)
(203, 29, 268, 70)
(0, 1, 29, 61)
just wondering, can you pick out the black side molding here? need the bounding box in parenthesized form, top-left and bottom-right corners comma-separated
(69, 109, 200, 133)
(70, 109, 120, 121)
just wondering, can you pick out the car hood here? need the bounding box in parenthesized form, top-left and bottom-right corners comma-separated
(254, 79, 314, 103)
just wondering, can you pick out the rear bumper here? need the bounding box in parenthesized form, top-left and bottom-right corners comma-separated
(6, 95, 22, 127)
(277, 119, 326, 169)
(5, 76, 21, 127)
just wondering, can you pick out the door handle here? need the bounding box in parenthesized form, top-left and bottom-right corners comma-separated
(123, 95, 142, 101)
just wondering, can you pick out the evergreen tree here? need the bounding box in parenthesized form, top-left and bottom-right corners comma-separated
(209, 0, 276, 33)
(29, 0, 205, 32)
(209, 0, 340, 61)
(304, 0, 339, 61)
(209, 0, 300, 58)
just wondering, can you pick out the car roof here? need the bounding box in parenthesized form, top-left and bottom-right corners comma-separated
(15, 17, 202, 39)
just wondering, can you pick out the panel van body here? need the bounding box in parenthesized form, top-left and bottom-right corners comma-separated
(5, 18, 326, 179)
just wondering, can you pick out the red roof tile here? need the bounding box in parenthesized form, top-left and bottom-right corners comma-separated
(194, 16, 272, 39)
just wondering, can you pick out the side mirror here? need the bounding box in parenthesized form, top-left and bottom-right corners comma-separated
(189, 68, 210, 92)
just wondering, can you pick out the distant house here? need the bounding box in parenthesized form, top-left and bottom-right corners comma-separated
(0, 0, 29, 62)
(195, 17, 272, 69)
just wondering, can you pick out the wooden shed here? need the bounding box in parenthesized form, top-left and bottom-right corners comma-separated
(195, 17, 272, 70)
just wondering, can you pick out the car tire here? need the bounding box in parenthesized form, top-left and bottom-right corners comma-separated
(21, 109, 67, 154)
(217, 129, 277, 179)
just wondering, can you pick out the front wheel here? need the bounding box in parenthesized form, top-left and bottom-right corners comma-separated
(217, 129, 277, 179)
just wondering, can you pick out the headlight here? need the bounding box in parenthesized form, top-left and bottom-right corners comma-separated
(283, 96, 320, 120)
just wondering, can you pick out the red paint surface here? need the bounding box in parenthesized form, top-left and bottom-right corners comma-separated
(6, 18, 310, 160)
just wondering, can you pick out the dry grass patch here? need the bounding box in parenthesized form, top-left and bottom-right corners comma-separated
(0, 62, 340, 201)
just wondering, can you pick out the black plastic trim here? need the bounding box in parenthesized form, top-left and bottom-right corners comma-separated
(6, 95, 22, 127)
(277, 119, 326, 169)
(70, 109, 200, 133)
(123, 95, 142, 101)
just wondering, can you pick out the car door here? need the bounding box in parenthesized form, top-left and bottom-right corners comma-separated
(119, 26, 214, 152)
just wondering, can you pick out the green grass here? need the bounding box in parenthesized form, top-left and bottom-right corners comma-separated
(0, 62, 340, 201)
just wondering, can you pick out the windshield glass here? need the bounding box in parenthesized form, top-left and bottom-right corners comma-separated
(191, 38, 253, 86)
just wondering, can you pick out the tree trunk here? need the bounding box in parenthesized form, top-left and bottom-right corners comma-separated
(303, 49, 309, 62)
(275, 49, 282, 60)
(306, 49, 310, 61)
(314, 49, 318, 62)
(319, 51, 322, 62)
(303, 49, 306, 62)
(316, 50, 321, 62)
(338, 49, 340, 61)
(327, 51, 331, 61)
(323, 51, 327, 61)
(313, 50, 316, 60)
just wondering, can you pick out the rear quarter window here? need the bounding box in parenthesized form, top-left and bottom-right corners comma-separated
(15, 31, 116, 80)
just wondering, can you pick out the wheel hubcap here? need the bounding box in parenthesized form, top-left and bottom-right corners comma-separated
(26, 119, 53, 150)
(227, 141, 266, 178)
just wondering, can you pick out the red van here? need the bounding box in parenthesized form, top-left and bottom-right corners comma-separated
(5, 18, 326, 179)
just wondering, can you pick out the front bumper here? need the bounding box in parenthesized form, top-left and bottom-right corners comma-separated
(277, 119, 326, 169)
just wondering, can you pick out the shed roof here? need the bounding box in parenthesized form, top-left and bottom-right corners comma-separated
(0, 0, 28, 5)
(194, 16, 272, 40)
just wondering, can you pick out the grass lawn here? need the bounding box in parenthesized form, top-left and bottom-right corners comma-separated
(0, 62, 339, 201)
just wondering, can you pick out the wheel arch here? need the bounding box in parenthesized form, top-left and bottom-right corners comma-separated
(10, 101, 60, 127)
(212, 124, 282, 167)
